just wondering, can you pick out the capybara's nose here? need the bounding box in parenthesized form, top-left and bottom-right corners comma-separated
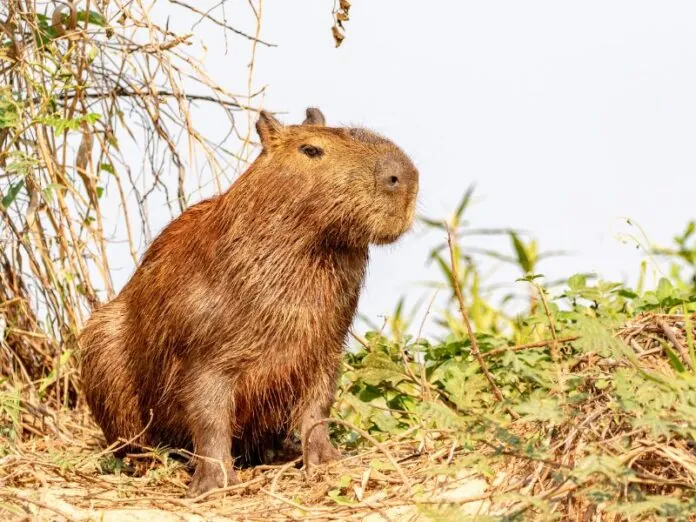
(376, 154, 418, 194)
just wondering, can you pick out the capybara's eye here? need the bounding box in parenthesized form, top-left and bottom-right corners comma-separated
(299, 145, 324, 158)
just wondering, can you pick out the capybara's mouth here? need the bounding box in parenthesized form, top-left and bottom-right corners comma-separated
(371, 214, 414, 245)
(372, 232, 403, 245)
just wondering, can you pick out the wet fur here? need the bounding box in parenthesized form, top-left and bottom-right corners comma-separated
(79, 108, 418, 494)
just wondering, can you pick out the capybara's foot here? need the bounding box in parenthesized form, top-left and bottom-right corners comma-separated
(306, 438, 341, 467)
(186, 460, 239, 498)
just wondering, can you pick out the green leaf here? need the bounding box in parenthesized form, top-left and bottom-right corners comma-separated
(609, 495, 688, 518)
(327, 489, 355, 505)
(618, 289, 638, 299)
(433, 253, 455, 290)
(38, 350, 72, 395)
(572, 454, 626, 482)
(662, 343, 686, 373)
(34, 25, 60, 46)
(42, 183, 66, 203)
(516, 273, 544, 283)
(76, 10, 108, 27)
(1, 180, 24, 209)
(99, 163, 116, 175)
(417, 401, 469, 433)
(453, 183, 476, 226)
(656, 278, 675, 303)
(37, 113, 101, 134)
(393, 297, 404, 322)
(369, 459, 393, 472)
(372, 411, 400, 433)
(515, 393, 564, 425)
(0, 91, 21, 129)
(510, 231, 532, 274)
(337, 474, 352, 488)
(594, 379, 609, 390)
(567, 273, 587, 291)
(419, 216, 446, 229)
(573, 317, 622, 358)
(355, 352, 406, 387)
(84, 112, 101, 124)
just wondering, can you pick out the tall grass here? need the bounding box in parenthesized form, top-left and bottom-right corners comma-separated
(0, 0, 263, 408)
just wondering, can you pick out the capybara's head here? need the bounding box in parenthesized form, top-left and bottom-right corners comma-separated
(254, 108, 419, 247)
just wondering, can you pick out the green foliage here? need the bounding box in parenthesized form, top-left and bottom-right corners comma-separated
(36, 112, 101, 135)
(0, 383, 21, 442)
(654, 221, 696, 292)
(0, 88, 21, 129)
(1, 180, 24, 210)
(334, 193, 696, 518)
(33, 10, 108, 47)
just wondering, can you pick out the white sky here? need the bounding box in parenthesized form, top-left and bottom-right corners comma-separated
(117, 1, 696, 333)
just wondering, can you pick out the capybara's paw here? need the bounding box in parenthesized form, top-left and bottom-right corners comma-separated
(186, 462, 239, 498)
(306, 439, 341, 467)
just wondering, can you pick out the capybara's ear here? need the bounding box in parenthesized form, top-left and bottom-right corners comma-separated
(302, 107, 326, 126)
(256, 111, 283, 148)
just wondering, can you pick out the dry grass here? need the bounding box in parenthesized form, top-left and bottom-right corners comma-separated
(0, 0, 264, 408)
(0, 410, 503, 521)
(1, 313, 695, 521)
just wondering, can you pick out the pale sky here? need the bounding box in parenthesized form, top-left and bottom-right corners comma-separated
(113, 1, 696, 333)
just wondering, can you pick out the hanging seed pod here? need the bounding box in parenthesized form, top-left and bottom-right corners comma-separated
(331, 0, 351, 47)
(331, 24, 345, 48)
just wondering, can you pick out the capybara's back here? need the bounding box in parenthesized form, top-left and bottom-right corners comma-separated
(80, 108, 419, 496)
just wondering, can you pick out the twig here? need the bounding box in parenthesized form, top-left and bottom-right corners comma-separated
(81, 88, 243, 109)
(657, 318, 694, 370)
(416, 289, 439, 341)
(349, 329, 369, 350)
(187, 475, 266, 503)
(0, 491, 79, 521)
(85, 409, 154, 462)
(446, 226, 506, 406)
(416, 290, 439, 401)
(169, 0, 277, 47)
(483, 336, 579, 358)
(270, 458, 301, 494)
(260, 489, 324, 512)
(533, 283, 561, 363)
(478, 439, 571, 469)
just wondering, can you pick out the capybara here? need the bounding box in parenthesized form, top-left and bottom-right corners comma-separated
(79, 108, 419, 496)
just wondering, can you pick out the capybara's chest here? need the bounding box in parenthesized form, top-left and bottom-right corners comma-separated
(156, 243, 367, 361)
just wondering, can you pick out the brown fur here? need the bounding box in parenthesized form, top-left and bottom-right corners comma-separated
(79, 108, 419, 496)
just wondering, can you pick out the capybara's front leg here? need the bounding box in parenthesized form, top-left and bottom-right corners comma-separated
(301, 390, 341, 467)
(185, 376, 239, 497)
(187, 429, 239, 497)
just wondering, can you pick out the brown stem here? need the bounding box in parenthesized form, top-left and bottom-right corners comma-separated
(483, 336, 580, 358)
(446, 225, 506, 406)
(657, 318, 694, 370)
(534, 283, 560, 363)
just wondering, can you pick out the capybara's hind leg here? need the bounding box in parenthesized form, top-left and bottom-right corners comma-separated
(83, 352, 143, 450)
(80, 300, 144, 449)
